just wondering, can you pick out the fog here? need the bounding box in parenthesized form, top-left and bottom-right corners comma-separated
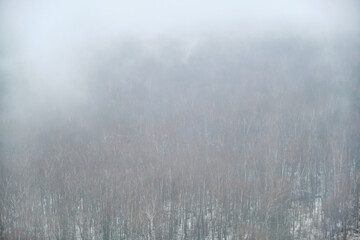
(1, 0, 360, 239)
(2, 0, 358, 121)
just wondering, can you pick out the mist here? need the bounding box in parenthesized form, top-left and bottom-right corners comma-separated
(2, 0, 358, 110)
(1, 0, 360, 239)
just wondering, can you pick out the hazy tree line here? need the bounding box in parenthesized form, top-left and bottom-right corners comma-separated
(0, 36, 359, 239)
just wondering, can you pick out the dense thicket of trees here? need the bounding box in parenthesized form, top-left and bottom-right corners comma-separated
(1, 36, 359, 239)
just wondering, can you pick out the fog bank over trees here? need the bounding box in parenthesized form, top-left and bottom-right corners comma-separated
(1, 1, 360, 239)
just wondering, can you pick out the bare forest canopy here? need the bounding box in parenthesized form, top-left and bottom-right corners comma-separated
(1, 1, 360, 240)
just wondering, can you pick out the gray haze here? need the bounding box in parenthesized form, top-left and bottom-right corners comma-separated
(1, 1, 360, 239)
(1, 0, 359, 125)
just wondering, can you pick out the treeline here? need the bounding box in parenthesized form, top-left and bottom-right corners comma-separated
(1, 36, 359, 239)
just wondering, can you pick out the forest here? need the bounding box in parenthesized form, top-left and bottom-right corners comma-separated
(1, 1, 360, 240)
